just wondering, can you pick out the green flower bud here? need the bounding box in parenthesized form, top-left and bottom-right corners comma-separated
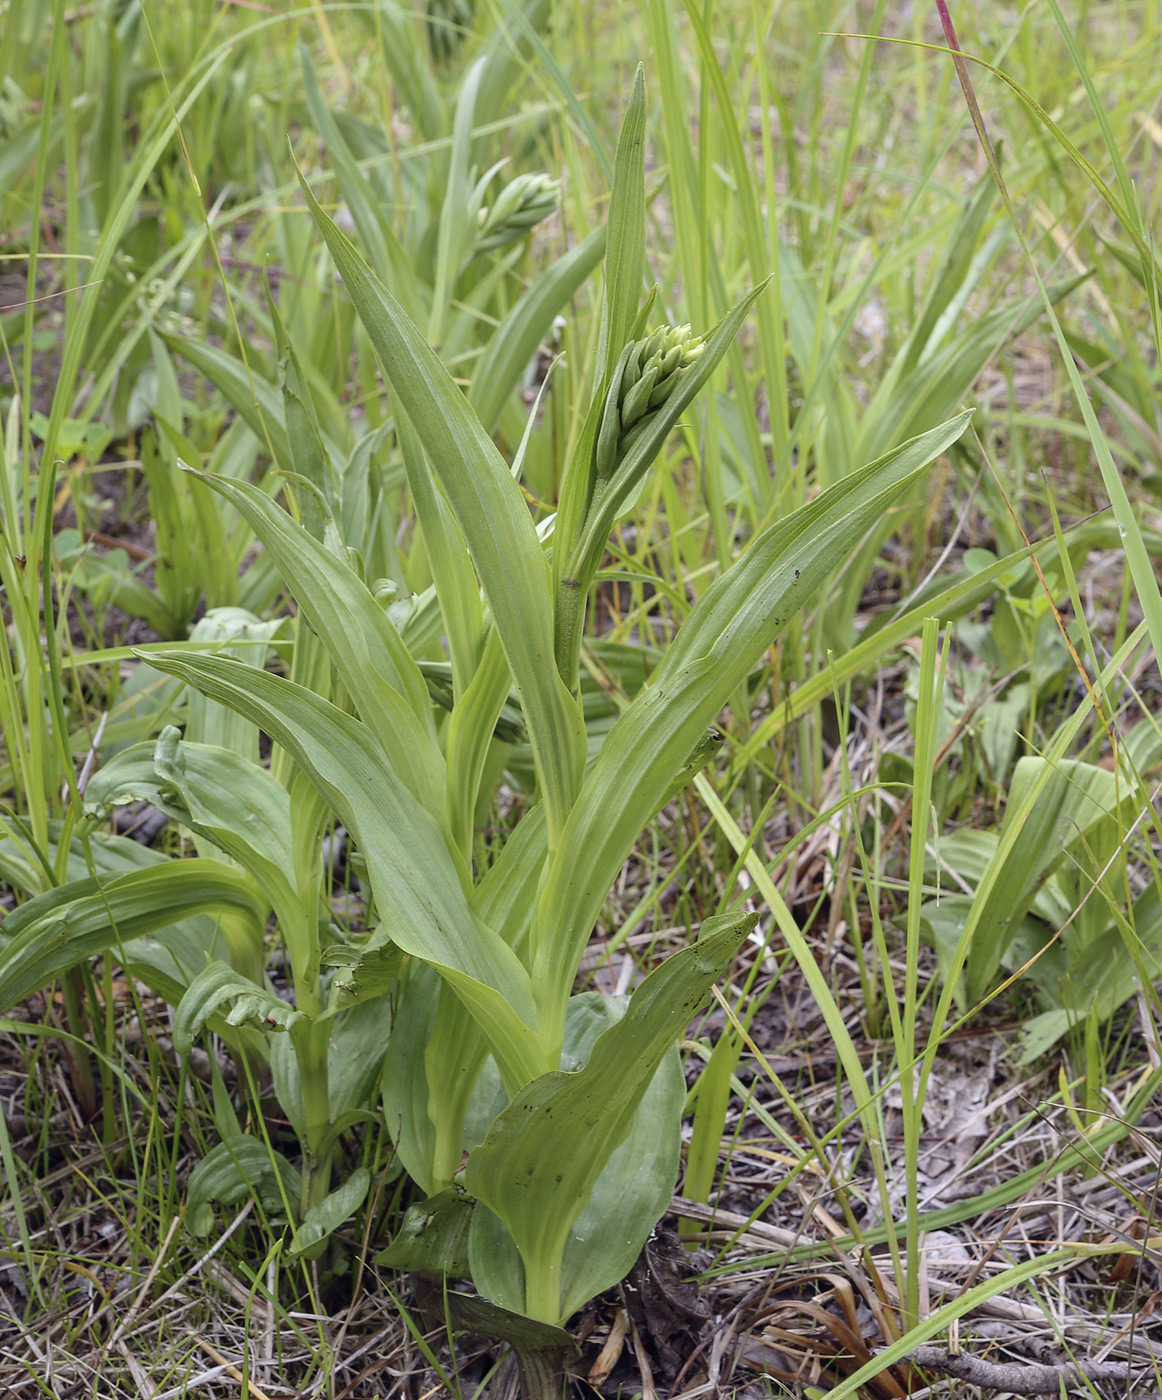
(619, 363, 659, 433)
(476, 172, 561, 252)
(592, 323, 705, 482)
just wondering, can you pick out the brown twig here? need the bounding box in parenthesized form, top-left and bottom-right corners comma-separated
(895, 1345, 1158, 1395)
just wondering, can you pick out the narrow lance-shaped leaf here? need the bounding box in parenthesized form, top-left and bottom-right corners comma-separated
(395, 407, 482, 699)
(552, 67, 648, 618)
(267, 278, 333, 541)
(0, 863, 267, 1013)
(296, 162, 586, 850)
(141, 650, 546, 1090)
(430, 57, 486, 343)
(181, 469, 446, 820)
(300, 44, 423, 327)
(595, 64, 647, 384)
(532, 412, 974, 1038)
(161, 333, 292, 471)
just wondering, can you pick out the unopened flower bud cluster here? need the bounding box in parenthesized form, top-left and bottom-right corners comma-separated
(595, 324, 705, 480)
(476, 173, 561, 252)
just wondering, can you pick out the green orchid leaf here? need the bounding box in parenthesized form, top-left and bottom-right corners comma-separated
(300, 43, 421, 326)
(442, 1292, 575, 1359)
(161, 334, 292, 471)
(296, 161, 587, 852)
(381, 959, 442, 1191)
(84, 729, 324, 987)
(289, 1167, 371, 1258)
(267, 277, 336, 541)
(184, 607, 283, 763)
(0, 863, 267, 1013)
(596, 64, 647, 383)
(396, 409, 483, 703)
(374, 1185, 475, 1276)
(532, 413, 974, 1020)
(965, 755, 1132, 1002)
(86, 729, 292, 887)
(328, 941, 406, 1007)
(141, 651, 543, 1091)
(180, 471, 444, 818)
(185, 1135, 301, 1236)
(467, 991, 687, 1321)
(173, 961, 304, 1053)
(465, 911, 756, 1324)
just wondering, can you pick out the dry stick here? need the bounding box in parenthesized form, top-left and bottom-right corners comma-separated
(894, 1345, 1158, 1395)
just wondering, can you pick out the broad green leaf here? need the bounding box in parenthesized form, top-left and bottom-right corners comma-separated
(173, 960, 304, 1053)
(184, 607, 282, 762)
(185, 1135, 301, 1236)
(296, 164, 586, 851)
(0, 862, 267, 1013)
(83, 729, 323, 987)
(86, 730, 291, 883)
(470, 802, 547, 946)
(927, 830, 1070, 929)
(321, 998, 396, 1118)
(142, 651, 543, 1090)
(374, 1186, 474, 1275)
(290, 1167, 370, 1258)
(181, 470, 444, 818)
(328, 942, 406, 1007)
(468, 992, 687, 1321)
(381, 959, 441, 1189)
(465, 912, 756, 1324)
(532, 413, 973, 1019)
(0, 819, 257, 1000)
(122, 917, 244, 1012)
(424, 981, 493, 1191)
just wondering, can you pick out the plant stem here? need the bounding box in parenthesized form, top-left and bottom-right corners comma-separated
(296, 1018, 334, 1213)
(522, 1253, 562, 1328)
(512, 1343, 569, 1400)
